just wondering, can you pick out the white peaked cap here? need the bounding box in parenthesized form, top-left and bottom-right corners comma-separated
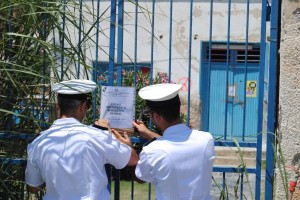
(138, 83, 182, 101)
(52, 79, 97, 94)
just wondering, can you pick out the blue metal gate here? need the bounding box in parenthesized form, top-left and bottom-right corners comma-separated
(89, 0, 276, 199)
(1, 0, 280, 199)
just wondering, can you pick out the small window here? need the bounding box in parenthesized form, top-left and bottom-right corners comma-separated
(203, 43, 260, 64)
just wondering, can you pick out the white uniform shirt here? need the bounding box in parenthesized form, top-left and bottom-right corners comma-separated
(135, 124, 215, 200)
(25, 117, 132, 200)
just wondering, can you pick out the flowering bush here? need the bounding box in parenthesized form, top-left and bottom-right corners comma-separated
(98, 69, 172, 86)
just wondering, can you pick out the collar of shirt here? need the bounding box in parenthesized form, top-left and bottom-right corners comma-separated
(51, 117, 81, 127)
(161, 123, 191, 140)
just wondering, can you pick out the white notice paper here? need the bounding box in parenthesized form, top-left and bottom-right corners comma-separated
(100, 86, 135, 129)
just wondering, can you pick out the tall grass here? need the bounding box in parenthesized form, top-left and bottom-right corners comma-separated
(110, 180, 156, 200)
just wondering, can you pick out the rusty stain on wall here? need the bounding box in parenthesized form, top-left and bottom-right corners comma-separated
(213, 11, 225, 17)
(173, 20, 189, 56)
(251, 8, 261, 19)
(191, 63, 199, 73)
(171, 18, 201, 74)
(231, 9, 246, 16)
(193, 6, 202, 18)
(248, 33, 261, 41)
(173, 40, 188, 59)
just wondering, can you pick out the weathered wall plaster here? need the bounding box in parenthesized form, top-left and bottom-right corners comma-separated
(276, 0, 300, 199)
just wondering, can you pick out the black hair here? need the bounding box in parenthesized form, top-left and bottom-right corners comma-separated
(147, 95, 181, 123)
(58, 97, 82, 116)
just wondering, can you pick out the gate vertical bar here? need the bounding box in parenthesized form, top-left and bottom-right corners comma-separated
(146, 0, 156, 149)
(132, 2, 139, 198)
(150, 0, 155, 85)
(187, 0, 193, 126)
(107, 1, 117, 197)
(242, 0, 250, 141)
(60, 0, 66, 80)
(240, 0, 253, 197)
(222, 172, 226, 198)
(41, 5, 47, 129)
(240, 174, 244, 200)
(224, 0, 231, 140)
(114, 0, 125, 198)
(77, 0, 83, 78)
(255, 0, 268, 199)
(147, 2, 156, 198)
(7, 2, 13, 130)
(117, 0, 124, 87)
(265, 0, 280, 199)
(93, 0, 101, 120)
(205, 0, 214, 131)
(133, 0, 138, 87)
(168, 0, 173, 81)
(108, 0, 116, 86)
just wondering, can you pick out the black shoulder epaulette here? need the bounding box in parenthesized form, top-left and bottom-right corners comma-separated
(143, 137, 157, 147)
(29, 133, 41, 143)
(92, 123, 109, 131)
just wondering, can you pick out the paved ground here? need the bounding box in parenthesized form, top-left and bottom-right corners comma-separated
(211, 171, 265, 199)
(211, 135, 267, 200)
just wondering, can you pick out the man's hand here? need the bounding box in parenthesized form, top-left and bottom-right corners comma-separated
(132, 120, 160, 140)
(111, 129, 139, 166)
(27, 183, 45, 194)
(111, 129, 133, 147)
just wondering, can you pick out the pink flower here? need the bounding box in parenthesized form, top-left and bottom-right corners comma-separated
(98, 75, 106, 81)
(159, 72, 163, 78)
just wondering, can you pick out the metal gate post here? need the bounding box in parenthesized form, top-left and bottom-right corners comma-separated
(255, 0, 268, 198)
(108, 0, 117, 86)
(265, 0, 280, 199)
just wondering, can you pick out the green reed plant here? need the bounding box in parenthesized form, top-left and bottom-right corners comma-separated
(0, 0, 112, 198)
(233, 138, 255, 200)
(274, 131, 289, 199)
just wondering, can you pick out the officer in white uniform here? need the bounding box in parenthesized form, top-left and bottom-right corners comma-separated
(25, 79, 138, 200)
(132, 83, 215, 200)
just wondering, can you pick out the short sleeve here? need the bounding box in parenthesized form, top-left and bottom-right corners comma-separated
(202, 138, 215, 192)
(205, 138, 216, 162)
(25, 145, 44, 187)
(89, 133, 132, 169)
(135, 150, 154, 182)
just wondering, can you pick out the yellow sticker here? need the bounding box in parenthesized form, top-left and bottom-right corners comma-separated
(246, 80, 257, 98)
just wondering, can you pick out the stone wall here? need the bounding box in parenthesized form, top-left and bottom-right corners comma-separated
(276, 0, 300, 199)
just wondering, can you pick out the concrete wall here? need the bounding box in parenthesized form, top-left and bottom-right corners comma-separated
(276, 0, 300, 199)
